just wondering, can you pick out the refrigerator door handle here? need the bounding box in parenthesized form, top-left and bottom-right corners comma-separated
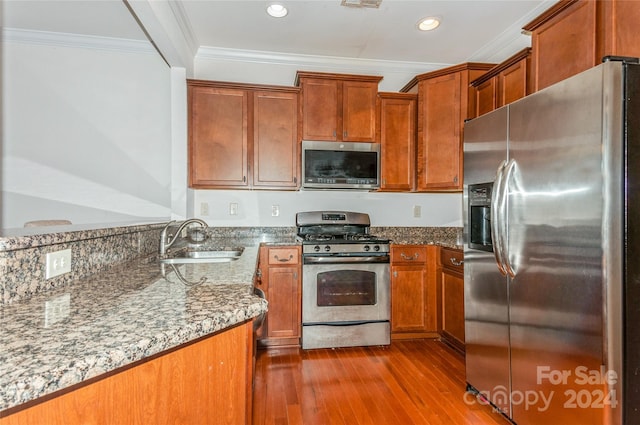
(491, 160, 508, 276)
(500, 159, 517, 278)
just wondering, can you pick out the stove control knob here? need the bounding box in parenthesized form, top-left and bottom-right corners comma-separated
(364, 245, 371, 252)
(373, 245, 380, 252)
(324, 245, 331, 252)
(313, 245, 321, 252)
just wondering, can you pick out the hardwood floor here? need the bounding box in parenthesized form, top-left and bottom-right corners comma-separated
(252, 339, 510, 425)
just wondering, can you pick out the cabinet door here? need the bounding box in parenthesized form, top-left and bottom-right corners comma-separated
(442, 270, 465, 348)
(379, 94, 416, 191)
(300, 78, 339, 141)
(391, 264, 428, 332)
(474, 77, 497, 118)
(530, 1, 597, 91)
(440, 248, 465, 352)
(499, 58, 529, 107)
(253, 91, 299, 189)
(189, 86, 249, 188)
(418, 72, 462, 190)
(266, 266, 300, 339)
(342, 80, 378, 142)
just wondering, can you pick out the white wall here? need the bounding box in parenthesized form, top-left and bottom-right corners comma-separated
(2, 35, 173, 229)
(193, 190, 462, 227)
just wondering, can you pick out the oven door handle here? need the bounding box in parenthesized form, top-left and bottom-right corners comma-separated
(303, 255, 390, 264)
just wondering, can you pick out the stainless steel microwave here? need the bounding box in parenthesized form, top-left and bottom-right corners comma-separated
(301, 141, 380, 190)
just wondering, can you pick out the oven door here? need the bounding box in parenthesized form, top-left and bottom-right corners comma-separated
(302, 261, 390, 324)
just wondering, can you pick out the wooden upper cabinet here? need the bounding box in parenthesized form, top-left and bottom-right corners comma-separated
(523, 0, 640, 92)
(188, 80, 299, 190)
(253, 90, 299, 189)
(296, 71, 383, 142)
(189, 85, 249, 188)
(402, 63, 494, 192)
(470, 48, 532, 118)
(524, 0, 597, 91)
(378, 92, 417, 192)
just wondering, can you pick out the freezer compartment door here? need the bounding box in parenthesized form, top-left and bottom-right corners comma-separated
(463, 105, 511, 415)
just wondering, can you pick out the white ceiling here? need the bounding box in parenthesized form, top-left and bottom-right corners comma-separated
(3, 0, 553, 66)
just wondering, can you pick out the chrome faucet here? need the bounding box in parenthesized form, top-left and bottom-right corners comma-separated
(160, 219, 208, 256)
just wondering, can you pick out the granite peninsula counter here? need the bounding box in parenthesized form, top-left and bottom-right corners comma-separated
(0, 244, 267, 416)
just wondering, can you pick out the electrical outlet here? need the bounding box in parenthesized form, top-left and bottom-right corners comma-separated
(200, 202, 209, 216)
(272, 205, 280, 217)
(44, 293, 70, 327)
(229, 202, 238, 215)
(45, 249, 72, 279)
(413, 205, 422, 218)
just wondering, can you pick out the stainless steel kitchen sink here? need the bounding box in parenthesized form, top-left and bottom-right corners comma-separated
(160, 247, 244, 264)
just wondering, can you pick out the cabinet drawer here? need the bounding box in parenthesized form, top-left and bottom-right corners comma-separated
(441, 248, 464, 272)
(268, 248, 299, 265)
(391, 245, 427, 264)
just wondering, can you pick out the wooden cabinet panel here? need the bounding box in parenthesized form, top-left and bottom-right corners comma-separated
(266, 266, 300, 339)
(189, 86, 249, 188)
(528, 0, 597, 91)
(405, 63, 493, 191)
(299, 78, 339, 141)
(296, 72, 382, 143)
(599, 0, 640, 59)
(267, 248, 299, 265)
(419, 72, 462, 190)
(252, 91, 299, 188)
(390, 245, 438, 339)
(379, 93, 416, 191)
(0, 322, 253, 425)
(342, 80, 379, 142)
(474, 78, 497, 118)
(439, 247, 465, 352)
(257, 245, 301, 347)
(499, 57, 530, 107)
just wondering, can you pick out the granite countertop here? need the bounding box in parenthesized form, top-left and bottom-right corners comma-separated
(0, 244, 267, 414)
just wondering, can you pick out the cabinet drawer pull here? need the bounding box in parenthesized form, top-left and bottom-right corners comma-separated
(275, 254, 294, 262)
(450, 257, 464, 267)
(400, 252, 419, 260)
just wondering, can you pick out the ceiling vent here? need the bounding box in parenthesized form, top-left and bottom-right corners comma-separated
(341, 0, 382, 9)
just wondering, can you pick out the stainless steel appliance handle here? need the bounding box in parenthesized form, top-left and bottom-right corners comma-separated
(491, 160, 508, 276)
(303, 255, 390, 264)
(501, 159, 517, 278)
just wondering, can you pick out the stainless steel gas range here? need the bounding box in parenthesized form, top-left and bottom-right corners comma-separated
(296, 211, 391, 350)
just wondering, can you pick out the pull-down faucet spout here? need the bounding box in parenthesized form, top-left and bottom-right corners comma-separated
(159, 219, 208, 256)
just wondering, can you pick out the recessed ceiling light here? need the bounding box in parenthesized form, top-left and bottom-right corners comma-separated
(417, 17, 440, 31)
(267, 4, 288, 18)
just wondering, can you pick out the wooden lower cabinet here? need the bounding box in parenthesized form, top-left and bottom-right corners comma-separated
(0, 321, 254, 425)
(256, 246, 301, 347)
(390, 245, 439, 339)
(439, 247, 465, 352)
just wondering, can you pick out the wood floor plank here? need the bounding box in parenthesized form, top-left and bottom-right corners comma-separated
(253, 339, 509, 425)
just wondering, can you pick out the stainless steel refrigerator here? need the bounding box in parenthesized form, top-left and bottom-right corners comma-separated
(463, 59, 640, 425)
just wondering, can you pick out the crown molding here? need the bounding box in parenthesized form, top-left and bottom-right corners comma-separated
(467, 0, 554, 62)
(167, 0, 199, 54)
(196, 45, 446, 77)
(2, 28, 155, 54)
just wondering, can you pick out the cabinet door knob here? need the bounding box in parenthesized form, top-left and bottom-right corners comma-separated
(393, 271, 398, 278)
